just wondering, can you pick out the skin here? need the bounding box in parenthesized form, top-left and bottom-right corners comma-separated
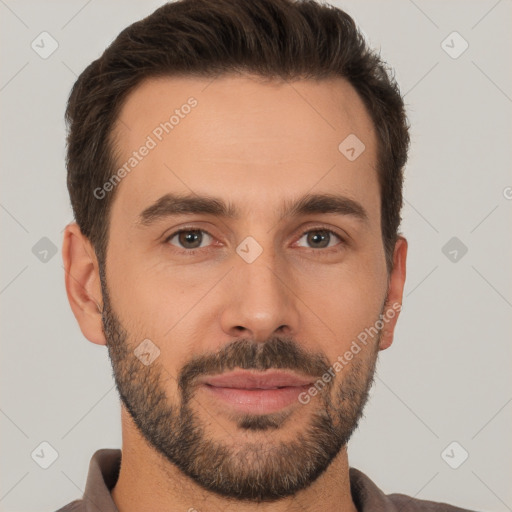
(62, 74, 407, 512)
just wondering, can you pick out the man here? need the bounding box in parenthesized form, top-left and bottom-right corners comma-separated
(57, 0, 476, 510)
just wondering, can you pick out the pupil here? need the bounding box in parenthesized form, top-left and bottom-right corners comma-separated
(181, 231, 201, 248)
(309, 230, 329, 248)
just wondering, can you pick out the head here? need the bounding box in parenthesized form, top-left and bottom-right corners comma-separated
(63, 0, 409, 503)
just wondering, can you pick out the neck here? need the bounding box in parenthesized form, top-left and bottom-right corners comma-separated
(111, 406, 358, 512)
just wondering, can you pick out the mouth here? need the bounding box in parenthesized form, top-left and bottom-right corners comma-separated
(198, 370, 315, 415)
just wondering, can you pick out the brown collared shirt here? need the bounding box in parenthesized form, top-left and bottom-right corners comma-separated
(55, 449, 478, 512)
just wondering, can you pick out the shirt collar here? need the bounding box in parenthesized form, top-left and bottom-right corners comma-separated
(83, 449, 121, 512)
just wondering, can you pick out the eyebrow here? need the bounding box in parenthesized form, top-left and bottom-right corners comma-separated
(136, 192, 369, 227)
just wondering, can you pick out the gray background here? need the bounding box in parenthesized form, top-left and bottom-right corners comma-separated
(1, 1, 511, 511)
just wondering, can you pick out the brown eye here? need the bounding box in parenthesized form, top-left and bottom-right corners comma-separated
(166, 229, 214, 250)
(296, 229, 343, 250)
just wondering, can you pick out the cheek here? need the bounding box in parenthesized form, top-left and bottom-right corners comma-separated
(108, 268, 209, 378)
(106, 224, 388, 366)
(105, 237, 179, 328)
(301, 258, 387, 356)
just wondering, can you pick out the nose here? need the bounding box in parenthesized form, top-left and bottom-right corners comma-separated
(219, 248, 301, 343)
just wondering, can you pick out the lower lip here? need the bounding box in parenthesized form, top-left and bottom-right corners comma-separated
(201, 384, 311, 414)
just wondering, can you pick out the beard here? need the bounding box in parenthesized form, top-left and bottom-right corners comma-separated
(99, 268, 382, 503)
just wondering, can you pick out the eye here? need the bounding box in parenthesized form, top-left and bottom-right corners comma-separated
(163, 226, 345, 256)
(295, 228, 344, 250)
(165, 229, 214, 252)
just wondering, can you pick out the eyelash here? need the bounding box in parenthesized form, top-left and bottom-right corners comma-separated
(163, 226, 346, 256)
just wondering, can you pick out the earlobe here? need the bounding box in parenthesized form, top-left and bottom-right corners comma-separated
(62, 222, 107, 346)
(379, 236, 407, 351)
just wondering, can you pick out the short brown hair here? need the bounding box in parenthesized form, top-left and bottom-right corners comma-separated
(65, 0, 409, 273)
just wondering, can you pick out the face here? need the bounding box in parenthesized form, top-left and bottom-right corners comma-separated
(83, 75, 405, 502)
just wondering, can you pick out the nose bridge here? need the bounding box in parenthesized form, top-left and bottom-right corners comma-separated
(220, 236, 300, 342)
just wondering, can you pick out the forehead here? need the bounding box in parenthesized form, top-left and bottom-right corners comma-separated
(109, 74, 379, 226)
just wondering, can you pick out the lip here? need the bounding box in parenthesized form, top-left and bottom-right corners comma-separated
(198, 370, 315, 415)
(199, 369, 315, 389)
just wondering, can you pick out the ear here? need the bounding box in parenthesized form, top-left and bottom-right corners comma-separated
(62, 222, 107, 346)
(378, 236, 407, 351)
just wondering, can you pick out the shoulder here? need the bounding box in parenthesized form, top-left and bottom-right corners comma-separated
(349, 468, 480, 512)
(387, 492, 480, 512)
(53, 498, 85, 511)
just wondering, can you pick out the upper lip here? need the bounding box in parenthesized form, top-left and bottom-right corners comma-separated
(200, 370, 315, 389)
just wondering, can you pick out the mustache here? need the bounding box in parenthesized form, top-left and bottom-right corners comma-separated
(178, 336, 332, 394)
